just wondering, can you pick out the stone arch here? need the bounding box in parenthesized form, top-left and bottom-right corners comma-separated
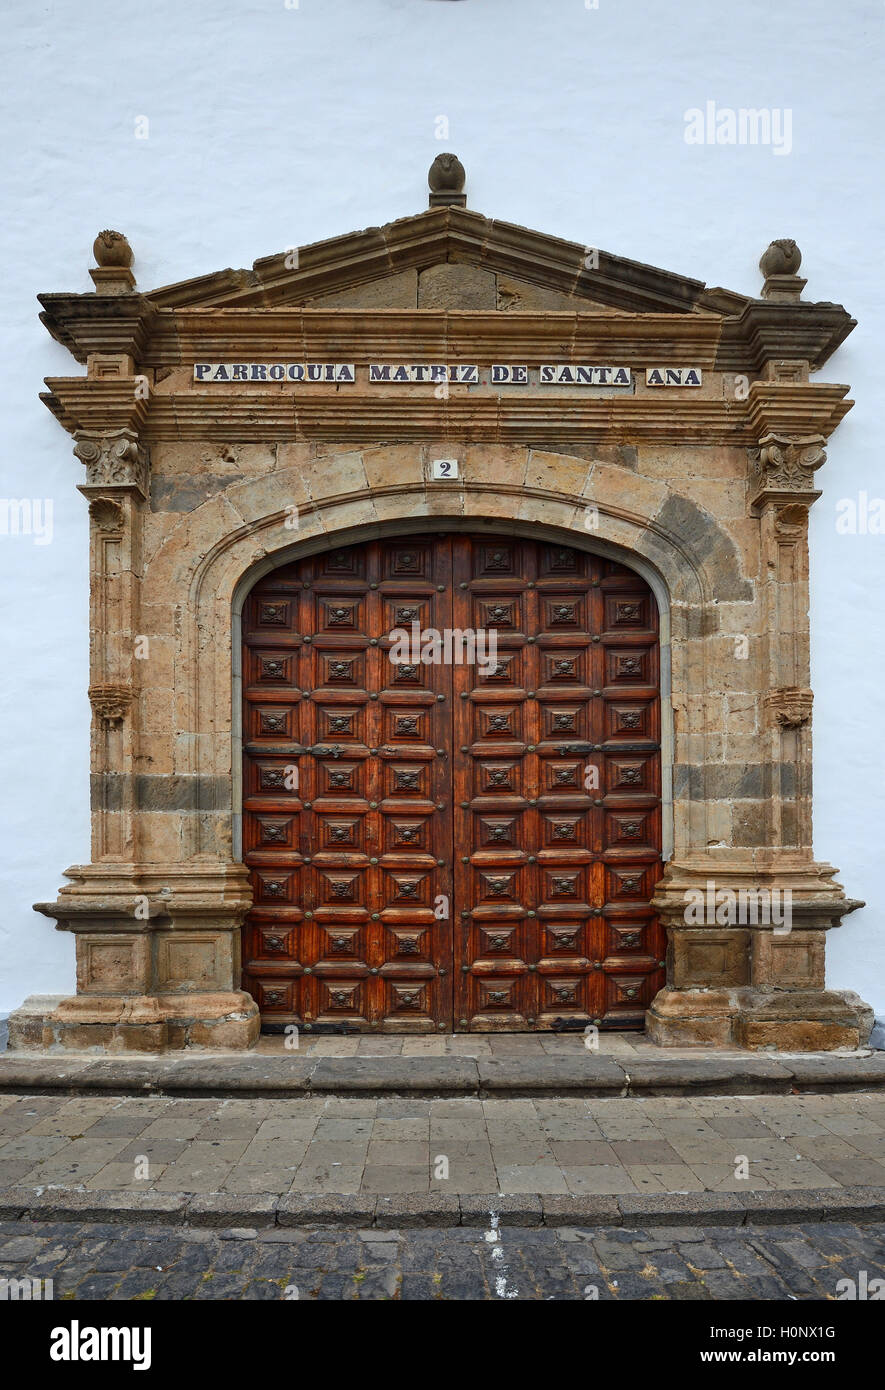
(142, 452, 753, 861)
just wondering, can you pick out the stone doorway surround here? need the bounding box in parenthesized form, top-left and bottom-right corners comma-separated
(12, 159, 871, 1052)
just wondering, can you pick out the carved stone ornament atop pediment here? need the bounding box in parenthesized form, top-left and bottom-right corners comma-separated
(749, 432, 827, 508)
(88, 684, 133, 727)
(765, 686, 813, 729)
(73, 429, 147, 498)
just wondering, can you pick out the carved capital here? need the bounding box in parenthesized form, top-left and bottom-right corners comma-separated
(89, 684, 132, 727)
(749, 432, 826, 509)
(74, 429, 147, 498)
(765, 686, 813, 729)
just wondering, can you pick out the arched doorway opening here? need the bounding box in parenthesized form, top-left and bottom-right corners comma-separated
(240, 531, 664, 1032)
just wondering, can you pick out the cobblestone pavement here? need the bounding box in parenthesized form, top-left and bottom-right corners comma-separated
(2, 1091, 885, 1197)
(1, 1218, 884, 1300)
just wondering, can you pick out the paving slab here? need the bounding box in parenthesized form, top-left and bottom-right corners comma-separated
(541, 1194, 621, 1226)
(12, 1188, 190, 1224)
(309, 1056, 477, 1093)
(624, 1057, 794, 1095)
(374, 1194, 461, 1227)
(784, 1054, 885, 1090)
(164, 1058, 317, 1095)
(185, 1193, 279, 1228)
(617, 1192, 748, 1225)
(276, 1193, 376, 1226)
(477, 1055, 626, 1094)
(458, 1194, 543, 1226)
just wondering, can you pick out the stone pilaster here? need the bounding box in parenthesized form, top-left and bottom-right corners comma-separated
(16, 359, 259, 1051)
(647, 419, 870, 1049)
(74, 430, 145, 863)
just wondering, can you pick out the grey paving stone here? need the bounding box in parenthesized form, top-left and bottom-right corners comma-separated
(277, 1193, 376, 1227)
(680, 1242, 727, 1269)
(616, 1191, 747, 1226)
(625, 1058, 793, 1095)
(0, 1235, 46, 1260)
(459, 1194, 543, 1227)
(477, 1056, 625, 1094)
(374, 1194, 460, 1227)
(310, 1057, 476, 1093)
(185, 1193, 278, 1228)
(592, 1236, 645, 1269)
(541, 1195, 621, 1226)
(24, 1189, 190, 1224)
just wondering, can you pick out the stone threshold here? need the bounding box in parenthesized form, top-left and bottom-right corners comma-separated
(1, 1050, 885, 1098)
(1, 1186, 883, 1230)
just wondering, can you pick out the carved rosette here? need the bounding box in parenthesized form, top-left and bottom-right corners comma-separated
(765, 687, 813, 729)
(73, 429, 147, 498)
(89, 684, 132, 727)
(749, 433, 826, 509)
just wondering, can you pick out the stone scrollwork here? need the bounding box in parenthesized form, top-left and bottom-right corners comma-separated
(749, 432, 826, 507)
(74, 429, 147, 497)
(765, 686, 813, 729)
(88, 684, 133, 727)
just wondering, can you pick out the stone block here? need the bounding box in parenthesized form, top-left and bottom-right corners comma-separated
(458, 1194, 543, 1227)
(752, 930, 825, 989)
(476, 1056, 625, 1094)
(309, 1056, 476, 1093)
(374, 1194, 461, 1227)
(540, 1195, 621, 1226)
(417, 263, 497, 310)
(277, 1193, 376, 1227)
(617, 1191, 747, 1225)
(670, 930, 750, 988)
(185, 1193, 278, 1228)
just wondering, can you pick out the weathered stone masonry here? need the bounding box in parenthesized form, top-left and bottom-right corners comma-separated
(10, 161, 871, 1051)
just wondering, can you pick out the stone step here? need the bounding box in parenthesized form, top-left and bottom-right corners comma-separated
(1, 1185, 883, 1230)
(1, 1050, 885, 1098)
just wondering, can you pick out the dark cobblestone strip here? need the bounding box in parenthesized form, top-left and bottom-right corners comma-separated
(2, 1219, 883, 1302)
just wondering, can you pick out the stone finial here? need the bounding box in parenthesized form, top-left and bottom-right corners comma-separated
(428, 152, 466, 208)
(759, 238, 806, 302)
(90, 230, 136, 294)
(93, 230, 133, 268)
(760, 239, 801, 277)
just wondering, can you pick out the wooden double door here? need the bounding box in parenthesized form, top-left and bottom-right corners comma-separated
(241, 533, 664, 1032)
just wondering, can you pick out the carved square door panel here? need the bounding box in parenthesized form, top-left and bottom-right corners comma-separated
(242, 534, 663, 1031)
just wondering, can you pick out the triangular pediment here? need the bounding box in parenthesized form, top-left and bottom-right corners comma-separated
(144, 206, 727, 317)
(37, 195, 856, 376)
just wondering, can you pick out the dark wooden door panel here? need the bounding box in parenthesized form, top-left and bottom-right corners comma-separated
(451, 536, 664, 1031)
(242, 536, 454, 1033)
(242, 532, 664, 1032)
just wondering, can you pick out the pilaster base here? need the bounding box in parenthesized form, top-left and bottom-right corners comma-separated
(19, 860, 259, 1053)
(646, 986, 873, 1050)
(9, 991, 260, 1053)
(647, 856, 872, 1050)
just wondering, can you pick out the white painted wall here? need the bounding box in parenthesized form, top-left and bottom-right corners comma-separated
(2, 0, 883, 1017)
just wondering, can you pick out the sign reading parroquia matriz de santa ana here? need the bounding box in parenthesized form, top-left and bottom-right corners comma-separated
(193, 362, 703, 386)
